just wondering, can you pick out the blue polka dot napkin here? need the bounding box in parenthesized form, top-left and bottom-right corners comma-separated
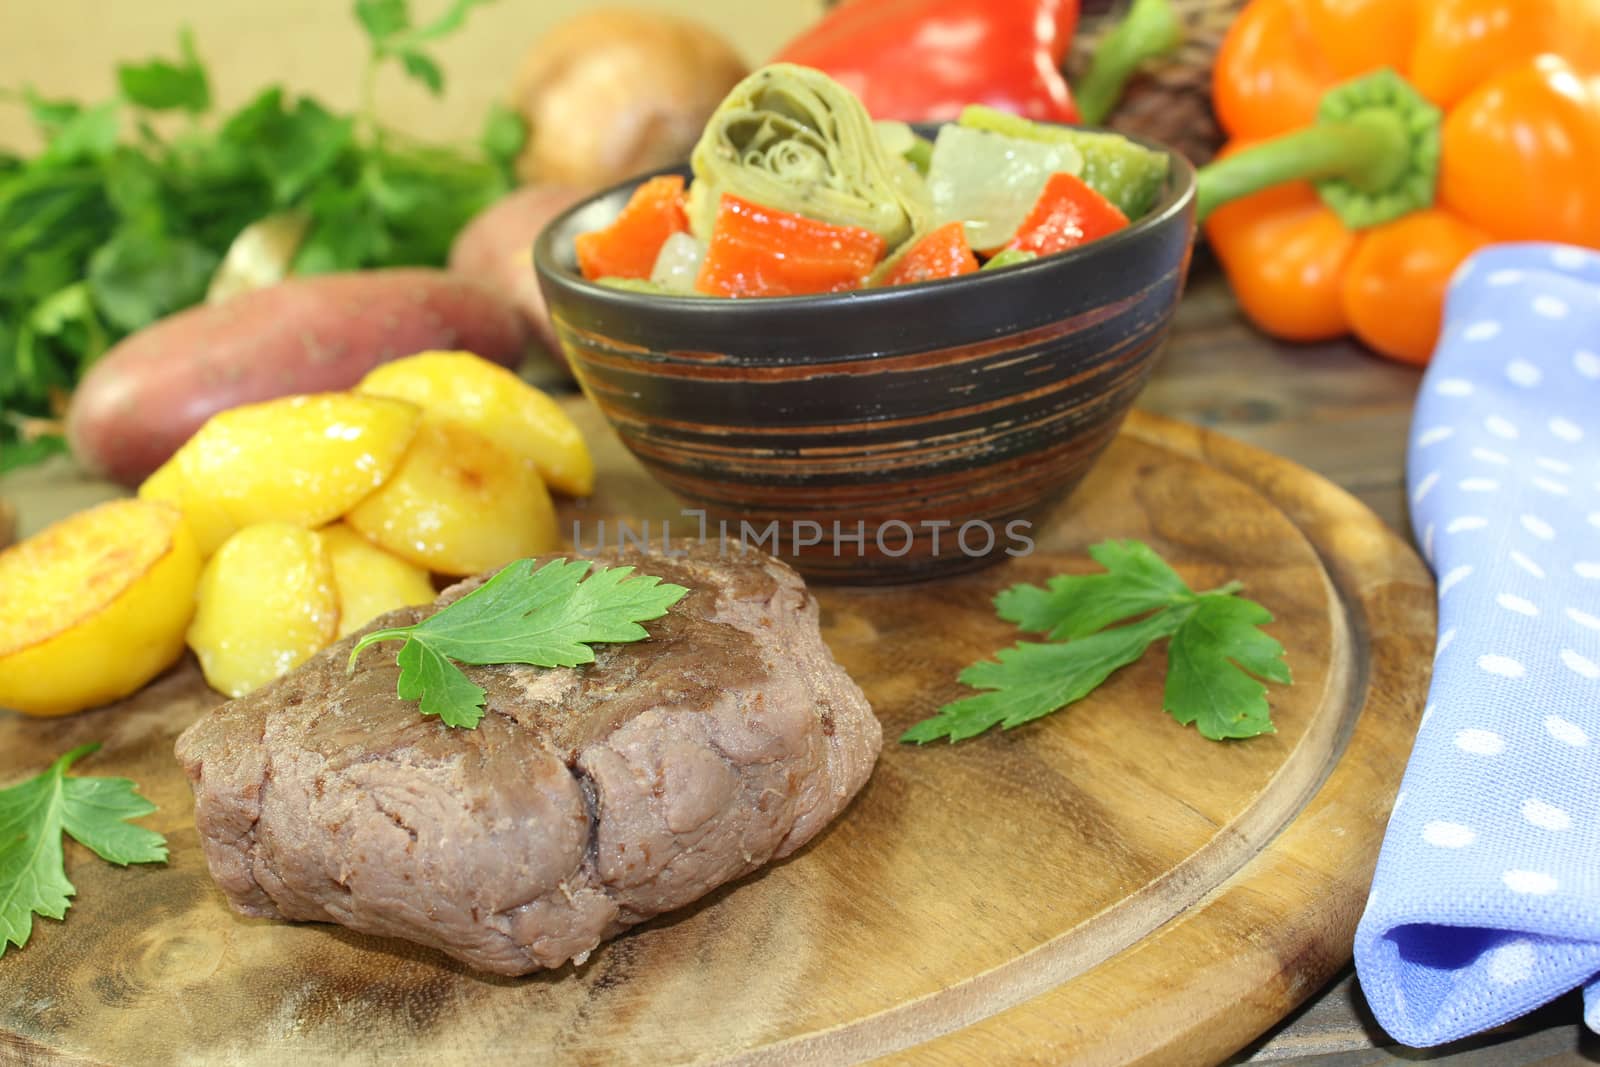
(1353, 242, 1600, 1046)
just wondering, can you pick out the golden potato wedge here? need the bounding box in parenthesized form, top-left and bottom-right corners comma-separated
(176, 393, 421, 531)
(345, 420, 560, 577)
(319, 523, 437, 638)
(188, 523, 339, 698)
(0, 499, 200, 716)
(139, 455, 239, 557)
(358, 350, 594, 496)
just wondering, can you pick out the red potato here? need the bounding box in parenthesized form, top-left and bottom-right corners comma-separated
(66, 269, 531, 487)
(447, 184, 587, 362)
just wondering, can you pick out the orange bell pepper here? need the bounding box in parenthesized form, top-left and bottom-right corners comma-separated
(1200, 0, 1600, 364)
(575, 175, 689, 282)
(694, 195, 888, 298)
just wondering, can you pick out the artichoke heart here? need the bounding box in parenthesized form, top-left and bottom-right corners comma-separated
(687, 63, 928, 249)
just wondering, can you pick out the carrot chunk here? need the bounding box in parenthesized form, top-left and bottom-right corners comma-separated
(1003, 172, 1129, 257)
(575, 175, 689, 281)
(694, 195, 887, 298)
(882, 221, 980, 287)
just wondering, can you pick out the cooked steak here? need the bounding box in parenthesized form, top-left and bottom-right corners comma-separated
(174, 547, 880, 975)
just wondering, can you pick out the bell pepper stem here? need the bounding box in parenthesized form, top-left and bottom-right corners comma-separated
(1195, 68, 1442, 229)
(1073, 0, 1183, 127)
(1196, 111, 1407, 220)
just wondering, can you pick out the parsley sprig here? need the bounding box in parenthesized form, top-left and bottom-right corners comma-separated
(1, 743, 168, 959)
(903, 540, 1292, 744)
(350, 558, 690, 729)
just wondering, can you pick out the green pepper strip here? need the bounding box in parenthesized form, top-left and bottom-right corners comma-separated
(1073, 0, 1184, 127)
(1194, 68, 1442, 229)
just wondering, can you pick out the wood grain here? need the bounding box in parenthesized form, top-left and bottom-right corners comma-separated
(0, 402, 1434, 1066)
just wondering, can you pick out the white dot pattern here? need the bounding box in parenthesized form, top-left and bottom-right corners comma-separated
(1496, 593, 1539, 617)
(1502, 871, 1560, 896)
(1521, 799, 1571, 831)
(1520, 515, 1555, 540)
(1560, 649, 1599, 679)
(1355, 244, 1600, 1049)
(1507, 360, 1543, 387)
(1546, 716, 1588, 747)
(1486, 940, 1536, 985)
(1484, 415, 1520, 440)
(1423, 821, 1477, 848)
(1455, 728, 1507, 755)
(1477, 655, 1526, 679)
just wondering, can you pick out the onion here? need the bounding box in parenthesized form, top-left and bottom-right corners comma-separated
(510, 8, 749, 189)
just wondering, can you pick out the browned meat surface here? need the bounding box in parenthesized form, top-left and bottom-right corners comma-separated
(174, 547, 880, 976)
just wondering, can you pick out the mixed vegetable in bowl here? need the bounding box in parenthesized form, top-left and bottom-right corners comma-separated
(574, 63, 1171, 298)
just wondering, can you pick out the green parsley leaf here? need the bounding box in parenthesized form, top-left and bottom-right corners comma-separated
(0, 434, 68, 474)
(19, 90, 82, 140)
(117, 29, 211, 114)
(995, 539, 1192, 640)
(354, 0, 411, 44)
(398, 0, 494, 45)
(0, 743, 168, 958)
(399, 51, 445, 95)
(1165, 595, 1290, 739)
(88, 226, 219, 332)
(480, 102, 526, 174)
(903, 539, 1291, 744)
(350, 558, 691, 729)
(39, 103, 120, 164)
(901, 612, 1183, 744)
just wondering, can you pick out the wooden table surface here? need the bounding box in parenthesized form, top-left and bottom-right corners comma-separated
(2, 257, 1592, 1064)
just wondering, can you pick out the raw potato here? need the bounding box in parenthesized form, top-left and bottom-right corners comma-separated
(345, 420, 560, 577)
(0, 499, 200, 716)
(177, 393, 421, 531)
(357, 351, 595, 496)
(510, 9, 748, 188)
(139, 457, 240, 558)
(448, 185, 586, 360)
(188, 523, 339, 698)
(66, 269, 532, 487)
(319, 523, 437, 638)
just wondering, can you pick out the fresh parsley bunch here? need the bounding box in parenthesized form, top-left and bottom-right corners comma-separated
(0, 0, 524, 472)
(904, 539, 1293, 743)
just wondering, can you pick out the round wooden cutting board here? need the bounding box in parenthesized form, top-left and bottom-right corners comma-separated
(0, 405, 1435, 1067)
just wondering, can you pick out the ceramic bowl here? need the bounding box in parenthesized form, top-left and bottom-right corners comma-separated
(534, 135, 1197, 584)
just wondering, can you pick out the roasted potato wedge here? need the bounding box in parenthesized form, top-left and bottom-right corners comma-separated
(319, 523, 437, 638)
(0, 499, 200, 716)
(188, 523, 339, 698)
(176, 393, 421, 531)
(345, 420, 560, 576)
(357, 350, 594, 496)
(139, 455, 240, 557)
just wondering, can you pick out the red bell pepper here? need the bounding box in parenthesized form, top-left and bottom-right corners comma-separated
(1003, 171, 1129, 256)
(695, 194, 887, 298)
(773, 0, 1082, 124)
(882, 221, 981, 286)
(574, 175, 689, 282)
